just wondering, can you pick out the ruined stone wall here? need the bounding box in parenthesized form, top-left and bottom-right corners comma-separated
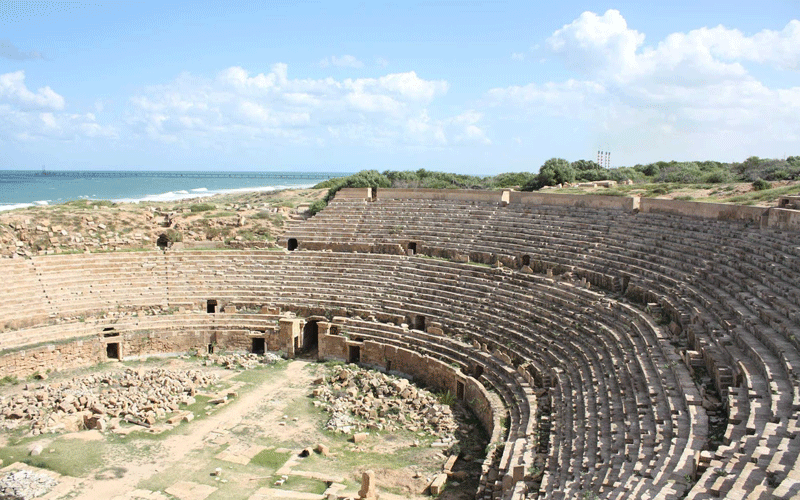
(121, 329, 208, 358)
(0, 315, 282, 377)
(378, 188, 504, 203)
(509, 191, 635, 211)
(0, 338, 103, 378)
(767, 207, 800, 231)
(318, 332, 348, 361)
(638, 198, 767, 223)
(333, 188, 371, 200)
(464, 376, 496, 438)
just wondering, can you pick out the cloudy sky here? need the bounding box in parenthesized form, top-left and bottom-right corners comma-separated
(1, 0, 798, 173)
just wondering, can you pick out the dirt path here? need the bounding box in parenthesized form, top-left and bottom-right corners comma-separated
(73, 360, 314, 500)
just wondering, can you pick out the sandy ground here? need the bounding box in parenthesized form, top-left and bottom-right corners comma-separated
(1, 357, 485, 500)
(69, 361, 312, 500)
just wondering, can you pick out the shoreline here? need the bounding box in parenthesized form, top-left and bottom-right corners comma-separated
(0, 183, 322, 212)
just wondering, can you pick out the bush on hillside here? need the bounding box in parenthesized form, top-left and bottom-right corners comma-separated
(752, 179, 771, 191)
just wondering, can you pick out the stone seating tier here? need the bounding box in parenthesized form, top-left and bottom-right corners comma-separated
(3, 188, 800, 499)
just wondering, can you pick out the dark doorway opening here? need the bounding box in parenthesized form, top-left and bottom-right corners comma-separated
(348, 345, 361, 364)
(106, 343, 120, 359)
(252, 338, 266, 355)
(521, 255, 531, 267)
(408, 242, 417, 255)
(414, 315, 426, 331)
(303, 321, 319, 351)
(157, 234, 170, 250)
(474, 364, 484, 379)
(456, 381, 465, 400)
(208, 343, 214, 354)
(287, 238, 298, 251)
(330, 325, 339, 336)
(207, 300, 218, 314)
(386, 360, 392, 372)
(370, 188, 378, 201)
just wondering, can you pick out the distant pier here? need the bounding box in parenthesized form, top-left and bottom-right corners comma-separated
(23, 171, 342, 180)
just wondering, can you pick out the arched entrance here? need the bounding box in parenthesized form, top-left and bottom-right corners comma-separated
(287, 238, 298, 251)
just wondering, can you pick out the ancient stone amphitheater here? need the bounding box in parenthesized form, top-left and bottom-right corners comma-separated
(3, 188, 800, 500)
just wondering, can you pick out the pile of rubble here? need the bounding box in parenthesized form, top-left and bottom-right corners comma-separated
(0, 368, 218, 435)
(312, 365, 457, 442)
(0, 469, 57, 499)
(206, 352, 281, 370)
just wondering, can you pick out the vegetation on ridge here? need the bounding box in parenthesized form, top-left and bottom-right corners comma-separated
(309, 155, 800, 214)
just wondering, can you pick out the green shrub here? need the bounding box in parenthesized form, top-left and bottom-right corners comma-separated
(522, 158, 575, 191)
(752, 179, 771, 191)
(189, 203, 215, 213)
(437, 390, 457, 406)
(702, 170, 733, 183)
(308, 200, 327, 216)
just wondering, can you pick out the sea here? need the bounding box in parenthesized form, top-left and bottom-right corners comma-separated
(0, 170, 346, 212)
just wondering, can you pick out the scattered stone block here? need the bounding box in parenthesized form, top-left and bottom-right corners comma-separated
(429, 473, 447, 495)
(358, 469, 377, 500)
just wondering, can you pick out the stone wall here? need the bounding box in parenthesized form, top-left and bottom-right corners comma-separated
(509, 191, 635, 211)
(0, 338, 102, 378)
(0, 314, 283, 377)
(317, 332, 500, 443)
(766, 207, 800, 231)
(638, 198, 768, 223)
(121, 329, 208, 358)
(378, 188, 504, 203)
(334, 188, 371, 200)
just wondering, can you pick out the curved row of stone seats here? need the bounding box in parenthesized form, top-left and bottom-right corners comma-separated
(460, 206, 799, 498)
(131, 249, 696, 499)
(0, 249, 695, 499)
(4, 183, 800, 499)
(281, 190, 800, 498)
(285, 197, 498, 252)
(268, 254, 697, 499)
(21, 252, 171, 321)
(594, 213, 800, 498)
(0, 258, 52, 330)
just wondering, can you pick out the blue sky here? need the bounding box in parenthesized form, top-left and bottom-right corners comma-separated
(1, 0, 799, 173)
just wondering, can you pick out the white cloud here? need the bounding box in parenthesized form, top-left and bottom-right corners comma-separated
(0, 71, 64, 110)
(128, 64, 483, 149)
(490, 10, 800, 161)
(375, 57, 389, 68)
(319, 55, 365, 69)
(511, 52, 525, 61)
(0, 71, 115, 142)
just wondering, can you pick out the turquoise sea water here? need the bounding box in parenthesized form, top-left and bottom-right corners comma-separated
(0, 170, 345, 211)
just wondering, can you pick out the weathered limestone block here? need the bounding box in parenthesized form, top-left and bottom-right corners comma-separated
(429, 473, 447, 495)
(358, 469, 377, 500)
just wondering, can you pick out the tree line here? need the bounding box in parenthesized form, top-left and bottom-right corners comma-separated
(309, 156, 800, 214)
